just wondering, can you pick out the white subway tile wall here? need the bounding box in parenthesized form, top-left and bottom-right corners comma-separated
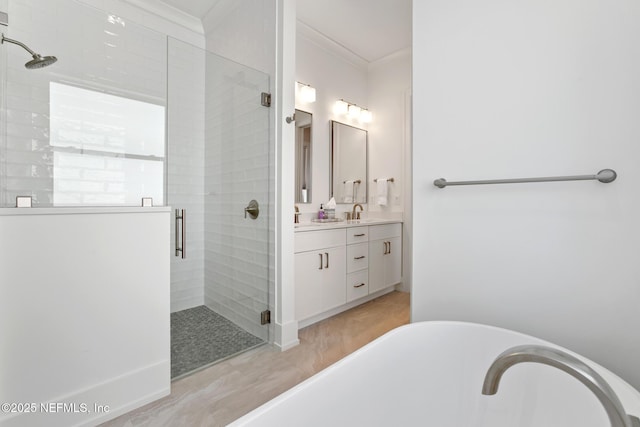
(167, 38, 206, 312)
(204, 54, 270, 341)
(0, 0, 166, 206)
(0, 0, 272, 341)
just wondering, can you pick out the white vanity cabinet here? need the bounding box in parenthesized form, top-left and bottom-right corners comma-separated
(294, 229, 346, 321)
(368, 223, 402, 294)
(295, 221, 402, 326)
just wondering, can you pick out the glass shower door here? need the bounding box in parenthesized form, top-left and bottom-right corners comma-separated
(167, 38, 271, 377)
(203, 48, 271, 342)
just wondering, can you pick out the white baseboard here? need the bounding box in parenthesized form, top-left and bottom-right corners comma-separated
(0, 361, 170, 427)
(273, 319, 300, 351)
(297, 287, 395, 329)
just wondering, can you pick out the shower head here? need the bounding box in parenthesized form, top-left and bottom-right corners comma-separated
(1, 33, 57, 69)
(24, 54, 57, 69)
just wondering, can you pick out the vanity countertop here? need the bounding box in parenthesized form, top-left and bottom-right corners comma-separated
(294, 218, 402, 232)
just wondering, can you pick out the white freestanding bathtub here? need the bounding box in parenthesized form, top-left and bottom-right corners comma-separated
(229, 321, 640, 427)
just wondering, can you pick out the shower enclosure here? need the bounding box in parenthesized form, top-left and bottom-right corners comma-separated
(0, 0, 271, 380)
(167, 38, 272, 377)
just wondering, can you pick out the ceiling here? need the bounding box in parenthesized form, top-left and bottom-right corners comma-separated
(157, 0, 411, 63)
(296, 0, 411, 63)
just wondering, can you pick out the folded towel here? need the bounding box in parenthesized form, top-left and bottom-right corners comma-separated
(343, 180, 354, 203)
(376, 178, 388, 206)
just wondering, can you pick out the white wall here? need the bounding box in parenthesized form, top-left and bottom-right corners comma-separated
(367, 50, 412, 293)
(412, 0, 640, 389)
(275, 0, 299, 350)
(367, 49, 411, 214)
(295, 25, 411, 222)
(295, 23, 369, 218)
(167, 39, 206, 312)
(202, 0, 277, 77)
(0, 208, 170, 427)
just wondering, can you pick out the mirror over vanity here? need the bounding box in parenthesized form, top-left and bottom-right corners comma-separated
(294, 110, 312, 203)
(330, 121, 368, 204)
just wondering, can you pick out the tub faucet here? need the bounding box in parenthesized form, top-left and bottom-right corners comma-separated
(351, 203, 363, 220)
(482, 345, 640, 427)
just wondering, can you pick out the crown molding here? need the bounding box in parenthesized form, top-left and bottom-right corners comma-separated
(368, 46, 411, 71)
(297, 21, 368, 72)
(122, 0, 204, 35)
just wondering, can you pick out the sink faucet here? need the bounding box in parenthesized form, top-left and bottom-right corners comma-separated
(482, 345, 640, 427)
(351, 203, 363, 220)
(294, 205, 300, 224)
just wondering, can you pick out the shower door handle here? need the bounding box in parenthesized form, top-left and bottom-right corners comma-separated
(175, 209, 186, 259)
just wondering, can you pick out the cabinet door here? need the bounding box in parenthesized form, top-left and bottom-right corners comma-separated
(321, 246, 347, 312)
(369, 236, 402, 294)
(294, 246, 346, 321)
(384, 236, 402, 288)
(294, 251, 325, 320)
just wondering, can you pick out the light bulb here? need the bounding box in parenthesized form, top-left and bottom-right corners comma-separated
(299, 85, 316, 103)
(360, 109, 372, 123)
(348, 104, 361, 118)
(334, 100, 349, 114)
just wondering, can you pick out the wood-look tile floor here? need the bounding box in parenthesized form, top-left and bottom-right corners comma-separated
(101, 291, 410, 427)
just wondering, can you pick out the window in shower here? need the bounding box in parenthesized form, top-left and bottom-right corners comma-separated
(49, 82, 165, 206)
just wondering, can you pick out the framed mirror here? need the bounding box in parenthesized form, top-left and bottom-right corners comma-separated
(295, 110, 312, 203)
(330, 121, 367, 204)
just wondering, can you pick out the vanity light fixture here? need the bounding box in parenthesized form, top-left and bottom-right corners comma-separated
(334, 99, 349, 114)
(348, 104, 362, 118)
(296, 81, 316, 104)
(334, 99, 372, 123)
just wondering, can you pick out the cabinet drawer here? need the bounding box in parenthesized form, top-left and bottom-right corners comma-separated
(346, 243, 368, 273)
(346, 226, 369, 244)
(346, 270, 369, 302)
(295, 228, 346, 253)
(369, 223, 401, 241)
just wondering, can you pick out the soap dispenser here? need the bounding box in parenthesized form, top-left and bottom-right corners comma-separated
(318, 204, 325, 219)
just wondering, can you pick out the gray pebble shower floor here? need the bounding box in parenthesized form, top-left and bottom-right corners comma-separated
(171, 305, 264, 378)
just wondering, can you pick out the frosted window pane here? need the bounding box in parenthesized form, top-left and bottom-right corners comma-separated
(53, 152, 164, 206)
(50, 82, 165, 157)
(49, 82, 165, 206)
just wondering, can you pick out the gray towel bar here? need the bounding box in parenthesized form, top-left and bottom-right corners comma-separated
(434, 169, 617, 189)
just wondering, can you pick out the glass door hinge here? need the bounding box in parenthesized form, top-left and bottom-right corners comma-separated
(261, 92, 271, 107)
(261, 309, 271, 325)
